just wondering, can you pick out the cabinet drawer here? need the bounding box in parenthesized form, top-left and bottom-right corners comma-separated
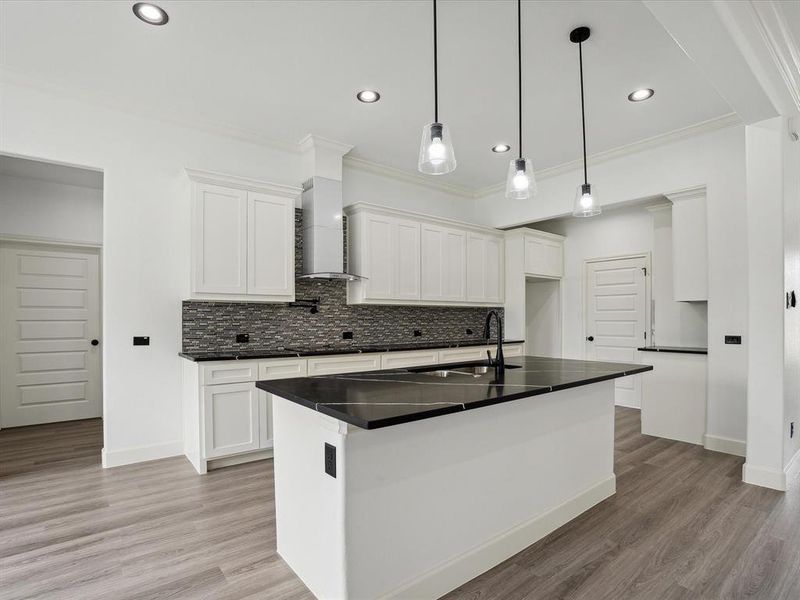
(258, 358, 307, 380)
(438, 347, 489, 364)
(381, 350, 439, 370)
(202, 361, 259, 385)
(307, 354, 382, 376)
(498, 343, 524, 358)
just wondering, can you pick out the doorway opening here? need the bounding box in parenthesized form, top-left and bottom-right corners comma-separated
(0, 154, 104, 469)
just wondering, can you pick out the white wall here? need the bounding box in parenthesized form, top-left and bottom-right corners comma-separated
(784, 119, 800, 471)
(475, 124, 749, 450)
(0, 81, 472, 465)
(525, 279, 561, 357)
(0, 173, 102, 244)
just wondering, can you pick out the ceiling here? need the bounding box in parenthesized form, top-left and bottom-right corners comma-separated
(0, 1, 733, 192)
(0, 155, 104, 189)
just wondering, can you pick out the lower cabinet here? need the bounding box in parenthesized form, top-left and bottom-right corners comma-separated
(183, 343, 526, 473)
(202, 382, 262, 459)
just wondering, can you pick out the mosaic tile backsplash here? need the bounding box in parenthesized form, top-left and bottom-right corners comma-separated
(182, 209, 503, 353)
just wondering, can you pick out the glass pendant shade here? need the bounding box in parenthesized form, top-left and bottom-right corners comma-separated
(505, 157, 536, 199)
(573, 183, 601, 217)
(418, 122, 456, 175)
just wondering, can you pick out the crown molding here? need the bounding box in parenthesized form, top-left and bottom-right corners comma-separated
(473, 112, 742, 199)
(298, 134, 354, 156)
(343, 155, 476, 198)
(664, 184, 706, 203)
(185, 167, 302, 198)
(748, 0, 800, 114)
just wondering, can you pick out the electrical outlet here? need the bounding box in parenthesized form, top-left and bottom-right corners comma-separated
(414, 330, 422, 337)
(724, 335, 742, 345)
(466, 328, 473, 335)
(791, 422, 795, 439)
(342, 331, 353, 340)
(235, 333, 250, 343)
(324, 443, 336, 478)
(133, 336, 150, 346)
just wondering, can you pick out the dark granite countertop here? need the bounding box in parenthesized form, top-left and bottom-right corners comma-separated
(256, 356, 653, 430)
(638, 346, 708, 355)
(179, 339, 525, 362)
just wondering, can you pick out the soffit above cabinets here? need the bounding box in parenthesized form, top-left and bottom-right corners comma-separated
(3, 1, 732, 191)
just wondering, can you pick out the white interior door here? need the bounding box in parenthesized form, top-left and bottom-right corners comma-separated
(1, 244, 102, 427)
(585, 256, 648, 408)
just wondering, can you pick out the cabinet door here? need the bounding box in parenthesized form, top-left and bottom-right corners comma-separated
(485, 236, 504, 303)
(203, 382, 259, 459)
(364, 213, 395, 299)
(421, 224, 445, 300)
(524, 236, 562, 278)
(395, 220, 421, 300)
(466, 233, 486, 302)
(247, 192, 295, 299)
(443, 229, 467, 301)
(193, 183, 248, 294)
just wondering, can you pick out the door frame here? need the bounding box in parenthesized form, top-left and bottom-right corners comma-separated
(582, 252, 652, 360)
(0, 239, 103, 431)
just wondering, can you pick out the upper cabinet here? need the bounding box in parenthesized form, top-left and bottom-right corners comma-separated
(187, 169, 299, 302)
(523, 232, 564, 279)
(346, 204, 503, 306)
(667, 187, 708, 302)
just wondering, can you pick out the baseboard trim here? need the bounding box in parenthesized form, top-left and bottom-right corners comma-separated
(207, 449, 273, 470)
(102, 440, 183, 468)
(704, 433, 746, 457)
(742, 462, 786, 491)
(380, 474, 616, 600)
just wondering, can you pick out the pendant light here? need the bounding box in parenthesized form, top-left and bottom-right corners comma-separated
(418, 0, 456, 175)
(570, 26, 601, 217)
(505, 0, 535, 200)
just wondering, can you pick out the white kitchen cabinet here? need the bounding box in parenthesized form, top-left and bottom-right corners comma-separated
(466, 233, 505, 303)
(524, 233, 563, 278)
(188, 169, 299, 302)
(347, 203, 503, 306)
(668, 187, 708, 301)
(203, 382, 261, 459)
(380, 350, 439, 370)
(307, 354, 382, 376)
(421, 225, 467, 302)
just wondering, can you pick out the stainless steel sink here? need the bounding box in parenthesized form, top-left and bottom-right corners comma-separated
(413, 364, 521, 378)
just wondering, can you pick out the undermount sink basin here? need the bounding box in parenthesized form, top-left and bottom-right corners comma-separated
(411, 363, 522, 378)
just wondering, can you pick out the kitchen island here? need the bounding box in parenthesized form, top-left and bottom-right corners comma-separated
(257, 356, 652, 600)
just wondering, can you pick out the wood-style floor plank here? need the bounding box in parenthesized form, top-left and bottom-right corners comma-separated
(1, 409, 797, 599)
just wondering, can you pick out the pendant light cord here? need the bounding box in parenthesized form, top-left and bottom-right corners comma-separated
(517, 0, 523, 159)
(433, 0, 439, 123)
(578, 40, 588, 186)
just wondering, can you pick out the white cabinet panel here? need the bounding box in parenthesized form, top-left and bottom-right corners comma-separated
(258, 390, 273, 449)
(380, 350, 439, 370)
(395, 220, 420, 300)
(247, 192, 294, 298)
(485, 236, 504, 303)
(524, 236, 563, 278)
(364, 213, 394, 300)
(258, 358, 307, 380)
(193, 183, 248, 295)
(421, 225, 445, 300)
(307, 354, 382, 376)
(670, 191, 708, 301)
(466, 233, 486, 302)
(201, 361, 258, 385)
(443, 229, 467, 301)
(203, 382, 260, 459)
(490, 343, 524, 358)
(438, 347, 489, 364)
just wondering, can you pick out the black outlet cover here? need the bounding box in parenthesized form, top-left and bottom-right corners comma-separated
(725, 335, 742, 345)
(236, 333, 250, 343)
(414, 330, 422, 337)
(133, 336, 150, 346)
(324, 443, 336, 478)
(342, 331, 354, 340)
(466, 328, 473, 335)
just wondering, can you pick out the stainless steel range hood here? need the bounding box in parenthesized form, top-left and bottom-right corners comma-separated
(300, 176, 363, 281)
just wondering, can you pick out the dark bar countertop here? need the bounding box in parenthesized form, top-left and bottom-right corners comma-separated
(256, 356, 653, 430)
(637, 346, 708, 355)
(179, 339, 524, 362)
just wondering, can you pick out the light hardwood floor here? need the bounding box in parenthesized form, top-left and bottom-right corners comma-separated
(1, 409, 798, 600)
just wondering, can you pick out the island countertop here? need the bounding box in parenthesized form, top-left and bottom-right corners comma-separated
(256, 355, 652, 429)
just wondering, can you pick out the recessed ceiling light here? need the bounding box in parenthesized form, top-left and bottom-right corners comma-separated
(492, 144, 511, 153)
(356, 90, 380, 103)
(133, 3, 169, 26)
(628, 88, 654, 102)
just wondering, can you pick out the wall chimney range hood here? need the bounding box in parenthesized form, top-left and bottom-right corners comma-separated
(298, 134, 363, 281)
